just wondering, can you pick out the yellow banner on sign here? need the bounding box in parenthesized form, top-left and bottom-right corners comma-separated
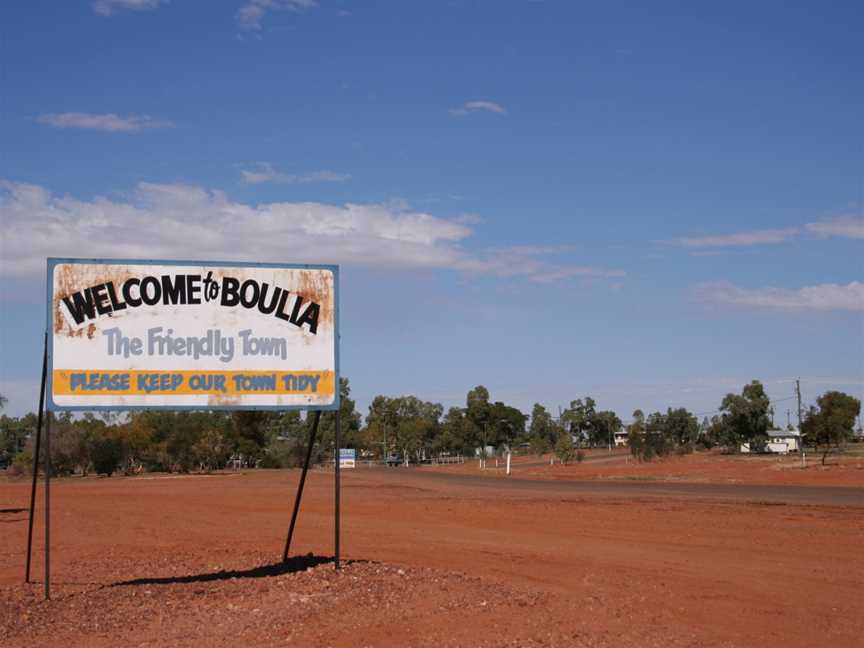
(53, 370, 335, 397)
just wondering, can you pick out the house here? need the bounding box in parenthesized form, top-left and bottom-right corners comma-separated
(740, 429, 801, 454)
(474, 445, 496, 457)
(613, 428, 629, 447)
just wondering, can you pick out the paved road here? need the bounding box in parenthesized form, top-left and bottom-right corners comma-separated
(357, 466, 864, 507)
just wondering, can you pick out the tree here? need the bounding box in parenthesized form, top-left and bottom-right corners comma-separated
(193, 429, 228, 472)
(319, 378, 363, 453)
(91, 433, 124, 476)
(1, 414, 33, 465)
(664, 408, 699, 451)
(123, 412, 157, 472)
(364, 395, 400, 457)
(262, 410, 309, 468)
(169, 413, 209, 472)
(627, 408, 695, 461)
(488, 401, 527, 450)
(705, 414, 731, 450)
(230, 410, 273, 465)
(561, 398, 596, 446)
(438, 407, 475, 455)
(393, 396, 442, 463)
(529, 403, 555, 449)
(591, 410, 623, 449)
(801, 391, 861, 465)
(130, 411, 213, 472)
(365, 394, 442, 462)
(643, 412, 672, 460)
(717, 380, 771, 452)
(52, 413, 99, 475)
(698, 416, 715, 449)
(466, 385, 492, 452)
(529, 434, 550, 457)
(555, 431, 575, 464)
(627, 410, 646, 460)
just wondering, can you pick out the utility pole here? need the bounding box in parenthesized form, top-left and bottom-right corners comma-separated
(556, 406, 564, 465)
(795, 378, 805, 467)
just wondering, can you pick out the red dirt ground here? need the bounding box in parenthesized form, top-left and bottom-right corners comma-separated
(441, 448, 864, 488)
(1, 465, 862, 647)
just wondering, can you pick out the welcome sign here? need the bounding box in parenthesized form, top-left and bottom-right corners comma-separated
(47, 258, 339, 411)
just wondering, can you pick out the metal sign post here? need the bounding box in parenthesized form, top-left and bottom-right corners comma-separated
(24, 333, 48, 585)
(334, 408, 341, 570)
(283, 411, 322, 561)
(44, 410, 51, 600)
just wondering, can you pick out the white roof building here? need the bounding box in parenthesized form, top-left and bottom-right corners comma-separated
(613, 428, 629, 447)
(741, 429, 801, 454)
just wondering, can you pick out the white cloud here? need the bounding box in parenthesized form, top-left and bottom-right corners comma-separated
(672, 227, 800, 248)
(237, 0, 318, 31)
(36, 112, 172, 132)
(0, 179, 622, 285)
(806, 215, 864, 240)
(673, 215, 864, 249)
(688, 250, 752, 257)
(449, 101, 507, 116)
(695, 281, 864, 312)
(240, 163, 351, 185)
(92, 0, 168, 16)
(528, 265, 626, 283)
(455, 245, 625, 284)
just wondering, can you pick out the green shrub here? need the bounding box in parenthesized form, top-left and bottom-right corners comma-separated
(555, 434, 575, 465)
(91, 437, 124, 476)
(9, 450, 33, 476)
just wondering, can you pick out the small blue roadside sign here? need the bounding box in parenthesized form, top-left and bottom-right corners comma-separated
(339, 448, 356, 468)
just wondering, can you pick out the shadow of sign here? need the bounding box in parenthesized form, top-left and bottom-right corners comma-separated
(0, 507, 28, 523)
(110, 555, 366, 588)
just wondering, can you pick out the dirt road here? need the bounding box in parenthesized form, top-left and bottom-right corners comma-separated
(367, 465, 864, 506)
(2, 467, 862, 647)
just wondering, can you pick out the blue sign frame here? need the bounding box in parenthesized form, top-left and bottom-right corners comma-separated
(46, 257, 340, 412)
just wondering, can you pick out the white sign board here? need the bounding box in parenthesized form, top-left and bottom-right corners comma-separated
(47, 258, 338, 411)
(339, 448, 356, 469)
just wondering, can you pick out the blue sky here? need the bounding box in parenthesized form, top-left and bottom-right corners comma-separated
(1, 0, 862, 422)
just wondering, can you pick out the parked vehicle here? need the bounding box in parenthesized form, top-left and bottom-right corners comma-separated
(385, 453, 402, 467)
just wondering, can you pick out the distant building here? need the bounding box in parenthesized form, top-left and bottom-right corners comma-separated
(613, 428, 629, 447)
(740, 429, 801, 454)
